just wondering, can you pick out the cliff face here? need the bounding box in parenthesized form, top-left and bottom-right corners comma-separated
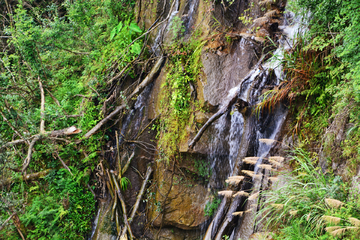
(92, 0, 291, 239)
(91, 0, 360, 239)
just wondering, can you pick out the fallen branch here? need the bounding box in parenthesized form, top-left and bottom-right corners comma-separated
(55, 152, 72, 175)
(22, 136, 40, 173)
(107, 60, 134, 85)
(121, 166, 152, 237)
(83, 56, 165, 139)
(121, 151, 135, 176)
(0, 169, 52, 188)
(188, 57, 265, 149)
(110, 172, 134, 240)
(8, 211, 25, 240)
(1, 126, 82, 150)
(0, 212, 16, 231)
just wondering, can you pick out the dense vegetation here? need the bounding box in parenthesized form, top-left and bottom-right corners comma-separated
(0, 0, 144, 239)
(258, 0, 360, 238)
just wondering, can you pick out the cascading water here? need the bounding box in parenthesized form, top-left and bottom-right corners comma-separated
(203, 9, 303, 240)
(90, 0, 305, 239)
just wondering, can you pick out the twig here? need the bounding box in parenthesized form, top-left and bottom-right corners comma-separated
(107, 60, 135, 85)
(55, 151, 73, 175)
(45, 88, 61, 107)
(121, 151, 135, 176)
(134, 114, 160, 140)
(83, 56, 165, 139)
(121, 166, 153, 237)
(0, 212, 16, 231)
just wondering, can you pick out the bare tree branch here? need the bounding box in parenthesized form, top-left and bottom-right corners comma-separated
(188, 56, 266, 149)
(21, 136, 40, 173)
(0, 212, 16, 231)
(111, 172, 134, 240)
(121, 166, 152, 237)
(0, 126, 81, 150)
(83, 56, 165, 139)
(121, 151, 135, 176)
(45, 88, 60, 107)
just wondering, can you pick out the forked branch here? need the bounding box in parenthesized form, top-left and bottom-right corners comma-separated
(188, 56, 265, 149)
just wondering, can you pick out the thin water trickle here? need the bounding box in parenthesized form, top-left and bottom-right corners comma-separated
(152, 0, 180, 55)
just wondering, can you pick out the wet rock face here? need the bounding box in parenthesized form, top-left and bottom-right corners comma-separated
(148, 160, 210, 230)
(202, 39, 259, 106)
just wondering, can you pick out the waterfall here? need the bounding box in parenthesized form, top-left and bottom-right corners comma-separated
(203, 9, 303, 240)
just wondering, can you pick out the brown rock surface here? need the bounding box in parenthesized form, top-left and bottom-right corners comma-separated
(148, 160, 210, 230)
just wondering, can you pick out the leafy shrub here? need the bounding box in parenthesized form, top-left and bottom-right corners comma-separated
(205, 197, 221, 217)
(21, 169, 96, 240)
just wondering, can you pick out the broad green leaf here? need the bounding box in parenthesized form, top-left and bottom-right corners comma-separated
(110, 27, 117, 40)
(131, 42, 142, 55)
(129, 22, 142, 33)
(116, 22, 123, 34)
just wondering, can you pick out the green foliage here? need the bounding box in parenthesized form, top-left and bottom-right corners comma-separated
(258, 149, 360, 239)
(205, 197, 221, 217)
(194, 159, 211, 179)
(21, 169, 95, 239)
(119, 176, 131, 191)
(0, 0, 141, 238)
(156, 19, 206, 162)
(287, 0, 360, 136)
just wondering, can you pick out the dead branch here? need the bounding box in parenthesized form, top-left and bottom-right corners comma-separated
(45, 88, 60, 107)
(83, 56, 164, 139)
(22, 136, 40, 173)
(7, 211, 25, 240)
(38, 77, 45, 133)
(121, 151, 135, 176)
(0, 212, 16, 231)
(121, 166, 152, 237)
(107, 60, 134, 85)
(188, 56, 266, 149)
(110, 172, 134, 240)
(0, 126, 81, 150)
(55, 151, 73, 176)
(116, 131, 122, 180)
(134, 114, 160, 140)
(0, 169, 52, 188)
